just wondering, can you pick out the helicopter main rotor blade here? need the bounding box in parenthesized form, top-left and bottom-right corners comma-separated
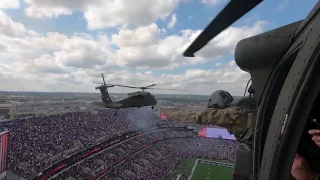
(148, 87, 188, 91)
(95, 84, 115, 89)
(107, 84, 141, 89)
(101, 73, 106, 86)
(93, 82, 104, 84)
(145, 84, 157, 88)
(183, 0, 263, 57)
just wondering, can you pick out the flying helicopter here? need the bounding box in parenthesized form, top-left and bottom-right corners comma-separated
(183, 0, 320, 180)
(92, 73, 187, 112)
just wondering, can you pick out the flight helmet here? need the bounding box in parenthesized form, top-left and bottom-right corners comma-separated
(207, 90, 233, 109)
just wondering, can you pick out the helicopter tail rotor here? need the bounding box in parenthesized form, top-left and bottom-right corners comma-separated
(93, 73, 115, 89)
(93, 73, 114, 103)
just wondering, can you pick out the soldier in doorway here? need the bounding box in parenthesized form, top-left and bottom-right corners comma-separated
(170, 89, 257, 149)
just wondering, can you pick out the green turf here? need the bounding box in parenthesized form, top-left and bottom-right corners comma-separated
(166, 158, 197, 180)
(191, 160, 233, 180)
(167, 159, 233, 180)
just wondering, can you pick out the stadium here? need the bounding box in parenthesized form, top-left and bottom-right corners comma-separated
(0, 107, 237, 180)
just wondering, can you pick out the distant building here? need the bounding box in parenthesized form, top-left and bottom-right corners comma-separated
(8, 100, 94, 120)
(0, 104, 11, 120)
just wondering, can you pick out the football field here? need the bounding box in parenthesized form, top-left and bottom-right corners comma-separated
(166, 158, 233, 180)
(189, 159, 233, 180)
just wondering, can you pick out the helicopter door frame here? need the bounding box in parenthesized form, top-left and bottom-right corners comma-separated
(251, 20, 304, 179)
(258, 15, 320, 180)
(252, 45, 301, 179)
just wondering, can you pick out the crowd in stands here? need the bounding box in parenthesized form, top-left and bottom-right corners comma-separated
(0, 108, 165, 178)
(55, 129, 196, 179)
(105, 137, 238, 180)
(0, 107, 238, 179)
(57, 134, 238, 180)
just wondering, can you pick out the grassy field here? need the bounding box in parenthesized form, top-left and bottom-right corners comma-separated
(166, 158, 197, 179)
(191, 160, 233, 180)
(167, 158, 233, 180)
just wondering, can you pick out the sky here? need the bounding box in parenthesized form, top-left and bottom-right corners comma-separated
(0, 0, 318, 96)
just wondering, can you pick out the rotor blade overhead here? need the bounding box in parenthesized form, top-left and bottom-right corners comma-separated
(146, 84, 157, 88)
(101, 73, 106, 86)
(183, 0, 263, 57)
(106, 84, 140, 89)
(93, 82, 104, 84)
(95, 84, 115, 89)
(106, 83, 158, 89)
(148, 88, 188, 91)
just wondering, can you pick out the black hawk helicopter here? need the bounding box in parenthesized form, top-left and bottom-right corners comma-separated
(92, 73, 187, 111)
(184, 0, 320, 179)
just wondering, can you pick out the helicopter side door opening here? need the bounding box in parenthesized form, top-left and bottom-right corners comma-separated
(231, 20, 302, 180)
(180, 0, 320, 179)
(258, 14, 320, 179)
(251, 47, 301, 179)
(297, 91, 320, 175)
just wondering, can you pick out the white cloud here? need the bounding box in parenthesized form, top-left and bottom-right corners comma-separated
(0, 9, 262, 96)
(24, 0, 103, 18)
(112, 23, 160, 47)
(0, 0, 19, 9)
(0, 10, 27, 37)
(1, 33, 115, 69)
(0, 56, 250, 96)
(0, 11, 118, 81)
(88, 63, 251, 95)
(192, 20, 267, 58)
(277, 0, 289, 9)
(161, 28, 167, 33)
(188, 15, 194, 20)
(24, 55, 70, 74)
(112, 20, 267, 69)
(25, 0, 180, 30)
(168, 14, 177, 29)
(201, 0, 221, 5)
(145, 71, 152, 75)
(85, 0, 180, 29)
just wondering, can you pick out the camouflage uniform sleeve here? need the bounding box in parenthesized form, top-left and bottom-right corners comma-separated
(193, 107, 255, 142)
(168, 111, 182, 121)
(168, 111, 197, 122)
(167, 111, 200, 122)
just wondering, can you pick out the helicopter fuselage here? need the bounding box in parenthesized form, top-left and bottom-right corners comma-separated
(116, 91, 157, 108)
(92, 91, 157, 110)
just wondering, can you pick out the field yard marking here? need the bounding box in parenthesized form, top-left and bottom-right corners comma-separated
(188, 159, 199, 180)
(198, 159, 234, 169)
